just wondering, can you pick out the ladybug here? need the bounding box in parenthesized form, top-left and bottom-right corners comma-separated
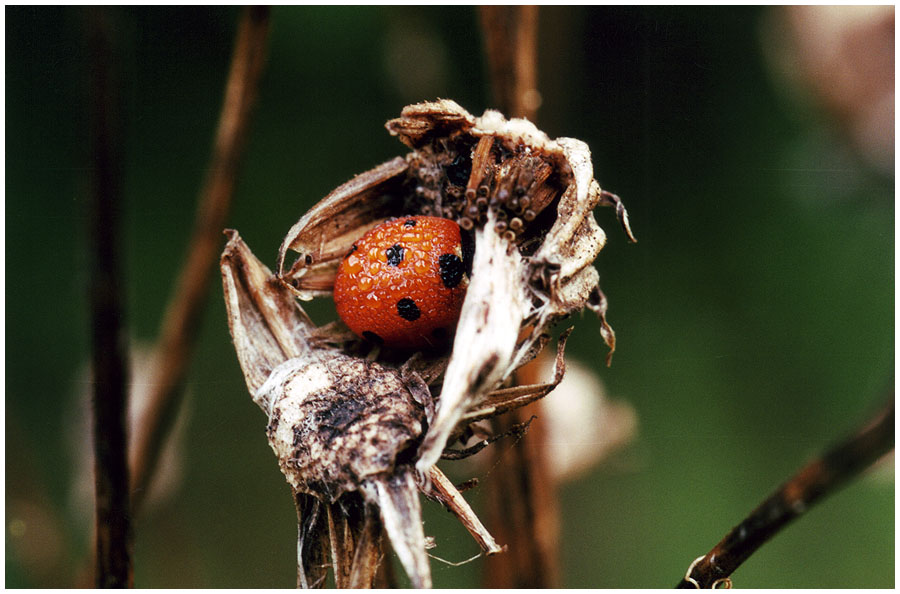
(333, 216, 472, 349)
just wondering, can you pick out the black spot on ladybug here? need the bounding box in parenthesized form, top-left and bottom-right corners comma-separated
(386, 244, 405, 267)
(396, 298, 421, 321)
(344, 244, 358, 259)
(305, 254, 313, 265)
(431, 327, 448, 342)
(439, 254, 465, 288)
(403, 219, 416, 228)
(362, 331, 384, 345)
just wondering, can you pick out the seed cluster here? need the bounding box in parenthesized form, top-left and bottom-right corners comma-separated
(408, 135, 561, 247)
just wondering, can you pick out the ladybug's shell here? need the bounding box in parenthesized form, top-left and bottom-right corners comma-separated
(333, 216, 469, 349)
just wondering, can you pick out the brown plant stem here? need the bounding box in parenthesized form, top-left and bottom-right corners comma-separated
(479, 6, 560, 588)
(676, 396, 894, 588)
(479, 6, 541, 122)
(130, 6, 271, 513)
(87, 7, 132, 587)
(483, 356, 561, 588)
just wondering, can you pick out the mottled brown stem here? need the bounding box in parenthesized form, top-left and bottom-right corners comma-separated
(130, 7, 271, 512)
(479, 7, 559, 588)
(87, 7, 132, 587)
(676, 396, 894, 588)
(479, 6, 540, 122)
(483, 357, 560, 588)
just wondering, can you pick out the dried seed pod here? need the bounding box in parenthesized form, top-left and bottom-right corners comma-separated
(222, 99, 636, 588)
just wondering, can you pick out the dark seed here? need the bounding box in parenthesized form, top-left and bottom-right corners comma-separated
(305, 254, 313, 265)
(386, 244, 405, 266)
(404, 219, 417, 228)
(344, 244, 358, 259)
(447, 152, 472, 186)
(397, 298, 421, 321)
(362, 331, 384, 345)
(439, 253, 465, 288)
(460, 228, 475, 277)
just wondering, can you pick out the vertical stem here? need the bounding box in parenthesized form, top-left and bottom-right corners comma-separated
(482, 357, 560, 588)
(130, 6, 271, 513)
(87, 7, 132, 588)
(479, 6, 560, 588)
(479, 6, 541, 121)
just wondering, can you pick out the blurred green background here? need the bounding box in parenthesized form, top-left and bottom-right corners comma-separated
(6, 6, 893, 588)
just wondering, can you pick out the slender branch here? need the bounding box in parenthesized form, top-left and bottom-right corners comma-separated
(479, 6, 540, 121)
(676, 396, 894, 588)
(87, 7, 132, 587)
(130, 7, 271, 512)
(478, 7, 560, 587)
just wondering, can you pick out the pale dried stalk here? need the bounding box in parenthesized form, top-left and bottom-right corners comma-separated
(426, 466, 503, 555)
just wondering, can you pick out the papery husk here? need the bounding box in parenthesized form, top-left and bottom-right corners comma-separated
(222, 231, 433, 587)
(273, 100, 633, 471)
(221, 100, 635, 589)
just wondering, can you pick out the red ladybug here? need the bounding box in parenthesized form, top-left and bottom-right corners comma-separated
(333, 216, 471, 349)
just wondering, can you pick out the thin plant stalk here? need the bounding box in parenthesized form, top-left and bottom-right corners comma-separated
(87, 7, 132, 587)
(677, 396, 894, 588)
(129, 6, 271, 513)
(478, 5, 561, 588)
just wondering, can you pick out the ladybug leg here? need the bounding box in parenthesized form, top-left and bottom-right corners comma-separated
(440, 415, 536, 460)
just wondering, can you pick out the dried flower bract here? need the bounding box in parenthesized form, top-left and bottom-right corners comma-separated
(222, 100, 634, 588)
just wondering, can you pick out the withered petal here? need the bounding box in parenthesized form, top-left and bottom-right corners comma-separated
(362, 467, 432, 588)
(277, 156, 409, 300)
(416, 216, 529, 472)
(221, 230, 313, 394)
(462, 327, 571, 424)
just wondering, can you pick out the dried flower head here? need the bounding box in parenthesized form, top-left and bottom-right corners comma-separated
(221, 100, 634, 588)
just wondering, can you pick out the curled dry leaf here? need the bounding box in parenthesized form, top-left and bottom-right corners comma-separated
(221, 100, 634, 588)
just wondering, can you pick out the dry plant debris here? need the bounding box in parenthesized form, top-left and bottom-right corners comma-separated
(221, 99, 635, 587)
